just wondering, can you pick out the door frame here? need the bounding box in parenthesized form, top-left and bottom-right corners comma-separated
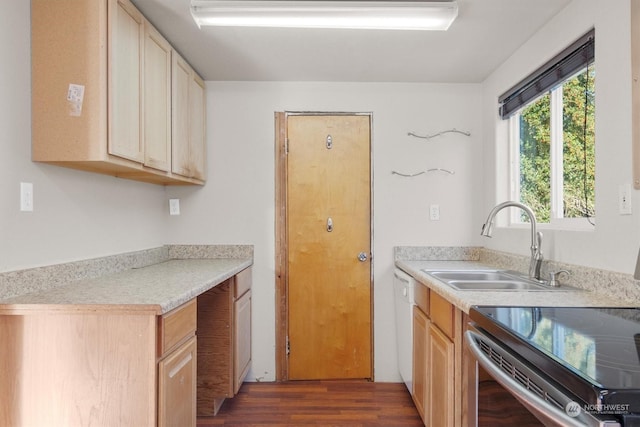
(274, 111, 374, 381)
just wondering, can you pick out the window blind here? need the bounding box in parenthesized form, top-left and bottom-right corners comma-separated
(498, 29, 595, 119)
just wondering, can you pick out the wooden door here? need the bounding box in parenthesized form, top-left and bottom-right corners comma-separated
(286, 114, 372, 380)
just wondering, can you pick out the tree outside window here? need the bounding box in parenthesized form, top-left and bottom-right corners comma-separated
(512, 66, 595, 224)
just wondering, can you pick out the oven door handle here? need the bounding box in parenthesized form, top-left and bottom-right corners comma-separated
(465, 329, 588, 427)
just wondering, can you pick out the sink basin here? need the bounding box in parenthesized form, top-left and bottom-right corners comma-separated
(427, 270, 519, 282)
(445, 280, 548, 291)
(420, 269, 573, 292)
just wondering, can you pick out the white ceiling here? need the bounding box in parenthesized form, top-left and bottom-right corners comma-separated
(131, 0, 572, 83)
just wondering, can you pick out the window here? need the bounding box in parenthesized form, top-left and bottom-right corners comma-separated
(499, 30, 595, 225)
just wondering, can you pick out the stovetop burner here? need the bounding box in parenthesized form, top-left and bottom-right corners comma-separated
(470, 306, 640, 413)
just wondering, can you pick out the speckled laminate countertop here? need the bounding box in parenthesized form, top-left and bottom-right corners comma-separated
(0, 258, 252, 315)
(396, 260, 631, 313)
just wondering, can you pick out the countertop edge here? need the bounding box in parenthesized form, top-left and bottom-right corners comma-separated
(0, 303, 163, 316)
(158, 258, 253, 313)
(0, 258, 254, 315)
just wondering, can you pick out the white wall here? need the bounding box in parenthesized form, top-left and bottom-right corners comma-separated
(481, 0, 640, 274)
(166, 81, 483, 381)
(0, 1, 169, 272)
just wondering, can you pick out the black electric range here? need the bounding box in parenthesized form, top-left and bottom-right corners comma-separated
(469, 306, 640, 421)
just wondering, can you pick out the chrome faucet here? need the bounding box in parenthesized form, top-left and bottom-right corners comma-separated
(480, 201, 543, 281)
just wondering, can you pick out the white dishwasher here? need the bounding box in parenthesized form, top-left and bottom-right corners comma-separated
(393, 268, 416, 394)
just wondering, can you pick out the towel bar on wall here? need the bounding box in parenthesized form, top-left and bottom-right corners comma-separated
(391, 168, 455, 177)
(407, 128, 471, 140)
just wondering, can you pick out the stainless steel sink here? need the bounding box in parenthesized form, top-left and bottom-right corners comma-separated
(446, 280, 548, 291)
(421, 269, 574, 291)
(427, 270, 519, 282)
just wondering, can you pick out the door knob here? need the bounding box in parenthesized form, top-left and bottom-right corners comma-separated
(358, 252, 368, 262)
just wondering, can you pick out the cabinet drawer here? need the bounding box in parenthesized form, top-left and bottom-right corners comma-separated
(234, 267, 252, 298)
(414, 282, 429, 315)
(429, 292, 454, 340)
(158, 299, 197, 356)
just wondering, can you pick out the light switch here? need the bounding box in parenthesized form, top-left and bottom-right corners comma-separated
(429, 204, 440, 221)
(169, 199, 180, 216)
(20, 182, 33, 212)
(619, 184, 632, 215)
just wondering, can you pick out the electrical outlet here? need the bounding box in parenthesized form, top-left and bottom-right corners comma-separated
(619, 184, 632, 215)
(169, 199, 180, 216)
(20, 182, 33, 212)
(429, 204, 440, 221)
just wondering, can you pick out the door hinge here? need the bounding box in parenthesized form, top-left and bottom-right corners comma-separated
(285, 138, 289, 155)
(286, 335, 290, 356)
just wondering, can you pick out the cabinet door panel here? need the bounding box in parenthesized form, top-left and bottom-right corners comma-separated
(234, 289, 252, 393)
(172, 54, 193, 177)
(189, 74, 206, 180)
(158, 336, 197, 427)
(428, 323, 454, 427)
(412, 306, 428, 422)
(172, 52, 206, 180)
(143, 21, 171, 171)
(109, 0, 144, 162)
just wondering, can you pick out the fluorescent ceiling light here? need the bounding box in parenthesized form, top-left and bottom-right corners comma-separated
(191, 1, 458, 31)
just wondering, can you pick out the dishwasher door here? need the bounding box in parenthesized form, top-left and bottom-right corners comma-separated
(393, 269, 415, 393)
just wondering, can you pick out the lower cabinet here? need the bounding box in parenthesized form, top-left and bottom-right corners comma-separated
(157, 297, 198, 427)
(158, 337, 197, 427)
(427, 322, 454, 427)
(0, 267, 252, 426)
(197, 267, 253, 415)
(412, 285, 460, 427)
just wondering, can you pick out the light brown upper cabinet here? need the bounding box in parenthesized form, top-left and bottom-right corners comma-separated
(172, 53, 206, 181)
(143, 21, 172, 172)
(31, 0, 206, 186)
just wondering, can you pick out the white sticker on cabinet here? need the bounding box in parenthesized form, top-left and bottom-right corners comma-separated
(67, 83, 85, 117)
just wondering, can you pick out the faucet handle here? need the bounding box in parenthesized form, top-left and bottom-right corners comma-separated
(547, 270, 570, 287)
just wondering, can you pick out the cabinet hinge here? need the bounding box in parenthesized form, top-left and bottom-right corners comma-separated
(286, 335, 290, 356)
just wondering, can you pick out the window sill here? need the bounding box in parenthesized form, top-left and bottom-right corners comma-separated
(511, 217, 596, 232)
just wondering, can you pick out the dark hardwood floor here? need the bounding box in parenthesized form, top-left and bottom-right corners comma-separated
(197, 380, 424, 426)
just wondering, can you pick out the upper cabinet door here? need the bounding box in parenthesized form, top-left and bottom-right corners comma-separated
(143, 21, 172, 172)
(109, 0, 144, 163)
(172, 53, 206, 180)
(189, 74, 206, 181)
(172, 54, 191, 177)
